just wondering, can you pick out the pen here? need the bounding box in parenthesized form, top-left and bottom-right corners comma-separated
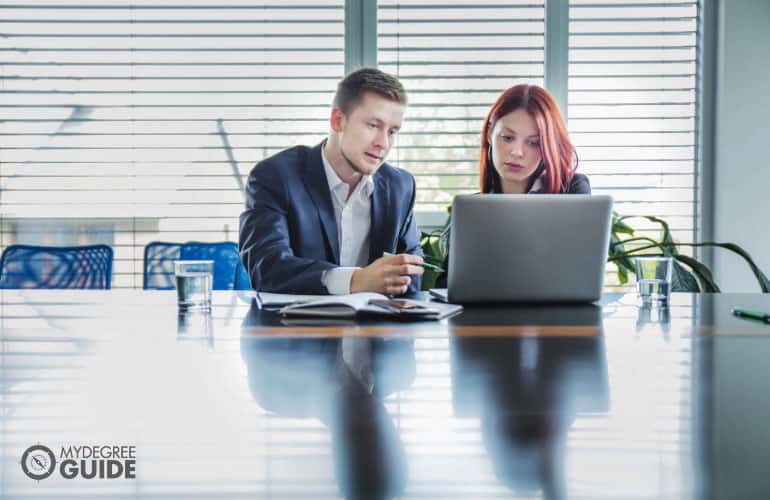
(731, 308, 770, 324)
(383, 251, 445, 273)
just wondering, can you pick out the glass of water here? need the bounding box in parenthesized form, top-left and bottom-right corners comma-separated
(174, 260, 214, 311)
(634, 256, 673, 305)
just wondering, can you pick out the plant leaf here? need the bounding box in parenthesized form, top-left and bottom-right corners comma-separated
(697, 242, 770, 292)
(608, 213, 640, 284)
(421, 268, 439, 290)
(617, 263, 629, 285)
(673, 254, 719, 292)
(670, 257, 704, 292)
(612, 212, 635, 235)
(640, 215, 677, 256)
(609, 238, 635, 284)
(609, 237, 636, 269)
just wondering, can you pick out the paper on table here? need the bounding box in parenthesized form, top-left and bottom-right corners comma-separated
(258, 291, 329, 306)
(279, 292, 387, 317)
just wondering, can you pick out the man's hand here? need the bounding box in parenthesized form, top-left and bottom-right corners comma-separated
(350, 253, 424, 295)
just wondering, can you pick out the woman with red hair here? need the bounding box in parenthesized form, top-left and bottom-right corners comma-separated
(480, 84, 589, 195)
(434, 85, 588, 289)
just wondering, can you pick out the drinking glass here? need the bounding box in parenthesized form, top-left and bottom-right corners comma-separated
(174, 260, 214, 311)
(634, 256, 673, 305)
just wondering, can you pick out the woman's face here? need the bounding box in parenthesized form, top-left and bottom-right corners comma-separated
(489, 108, 542, 193)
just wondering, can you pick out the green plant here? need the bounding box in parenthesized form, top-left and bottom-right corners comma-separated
(419, 210, 770, 293)
(419, 209, 451, 290)
(608, 212, 769, 292)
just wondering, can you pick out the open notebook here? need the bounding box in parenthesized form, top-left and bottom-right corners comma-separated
(275, 292, 462, 320)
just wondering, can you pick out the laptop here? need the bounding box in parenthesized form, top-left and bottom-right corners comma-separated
(430, 194, 613, 304)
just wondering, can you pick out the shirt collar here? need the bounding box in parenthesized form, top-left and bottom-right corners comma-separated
(321, 142, 374, 199)
(528, 174, 545, 193)
(526, 163, 547, 193)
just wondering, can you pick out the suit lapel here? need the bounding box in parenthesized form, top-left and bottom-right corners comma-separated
(302, 143, 340, 264)
(369, 173, 389, 263)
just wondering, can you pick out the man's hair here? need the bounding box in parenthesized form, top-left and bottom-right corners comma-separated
(333, 68, 407, 114)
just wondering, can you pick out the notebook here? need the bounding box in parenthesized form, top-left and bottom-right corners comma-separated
(278, 292, 462, 320)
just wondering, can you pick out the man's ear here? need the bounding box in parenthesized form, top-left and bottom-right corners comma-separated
(330, 107, 346, 133)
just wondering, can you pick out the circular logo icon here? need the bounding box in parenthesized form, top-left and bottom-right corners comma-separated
(21, 445, 56, 480)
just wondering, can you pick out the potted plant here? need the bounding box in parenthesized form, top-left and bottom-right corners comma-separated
(608, 213, 769, 292)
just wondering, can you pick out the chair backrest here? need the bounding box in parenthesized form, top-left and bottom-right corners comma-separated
(0, 244, 113, 289)
(143, 241, 251, 291)
(143, 241, 182, 290)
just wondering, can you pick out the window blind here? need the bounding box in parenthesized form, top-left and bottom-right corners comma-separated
(379, 0, 701, 289)
(0, 0, 344, 288)
(377, 0, 546, 212)
(568, 0, 700, 288)
(1, 0, 703, 290)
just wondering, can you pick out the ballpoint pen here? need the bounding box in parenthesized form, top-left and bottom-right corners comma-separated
(383, 251, 445, 273)
(731, 308, 770, 324)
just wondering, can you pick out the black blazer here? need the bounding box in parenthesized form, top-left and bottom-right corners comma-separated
(557, 173, 591, 195)
(435, 173, 591, 288)
(239, 142, 423, 295)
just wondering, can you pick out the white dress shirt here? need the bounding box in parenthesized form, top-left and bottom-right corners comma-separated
(340, 337, 374, 393)
(320, 146, 375, 294)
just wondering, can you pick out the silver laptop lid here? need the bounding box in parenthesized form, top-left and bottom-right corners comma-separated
(447, 194, 613, 304)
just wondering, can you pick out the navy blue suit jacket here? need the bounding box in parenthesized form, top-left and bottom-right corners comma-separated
(239, 142, 423, 295)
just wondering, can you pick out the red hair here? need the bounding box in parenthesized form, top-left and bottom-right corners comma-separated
(480, 84, 576, 193)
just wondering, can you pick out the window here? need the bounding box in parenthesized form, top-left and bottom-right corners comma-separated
(378, 0, 700, 288)
(0, 0, 344, 288)
(568, 0, 699, 286)
(378, 0, 546, 212)
(1, 0, 703, 288)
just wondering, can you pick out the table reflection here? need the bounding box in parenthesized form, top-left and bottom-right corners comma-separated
(450, 308, 609, 499)
(7, 291, 770, 497)
(241, 304, 416, 500)
(636, 303, 671, 337)
(176, 310, 214, 344)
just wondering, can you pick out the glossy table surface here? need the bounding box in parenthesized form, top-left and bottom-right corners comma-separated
(2, 290, 770, 499)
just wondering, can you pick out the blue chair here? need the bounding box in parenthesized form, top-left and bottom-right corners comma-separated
(143, 241, 251, 291)
(143, 241, 182, 290)
(0, 244, 113, 289)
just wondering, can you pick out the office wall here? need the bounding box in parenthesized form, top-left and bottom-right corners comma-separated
(712, 0, 770, 291)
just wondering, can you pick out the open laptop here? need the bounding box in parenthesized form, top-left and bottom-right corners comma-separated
(430, 194, 613, 304)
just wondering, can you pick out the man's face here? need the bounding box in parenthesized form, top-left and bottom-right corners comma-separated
(332, 92, 405, 176)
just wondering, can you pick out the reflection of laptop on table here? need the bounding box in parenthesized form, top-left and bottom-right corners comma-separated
(430, 194, 612, 304)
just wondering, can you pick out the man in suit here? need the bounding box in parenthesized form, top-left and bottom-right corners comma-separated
(239, 68, 424, 295)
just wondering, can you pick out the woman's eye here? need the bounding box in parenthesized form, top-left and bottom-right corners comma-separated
(501, 135, 513, 142)
(528, 140, 540, 147)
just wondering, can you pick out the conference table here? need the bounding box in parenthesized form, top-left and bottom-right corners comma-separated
(2, 290, 770, 499)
